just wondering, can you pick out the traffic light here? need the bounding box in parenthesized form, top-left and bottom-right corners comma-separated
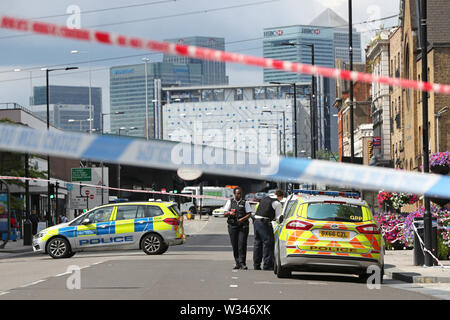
(49, 183, 55, 199)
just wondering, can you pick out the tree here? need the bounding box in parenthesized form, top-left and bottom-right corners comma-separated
(0, 118, 47, 211)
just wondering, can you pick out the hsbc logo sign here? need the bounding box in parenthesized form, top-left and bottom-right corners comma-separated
(302, 28, 321, 35)
(264, 29, 284, 37)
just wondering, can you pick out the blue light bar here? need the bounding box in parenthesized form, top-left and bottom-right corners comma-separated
(293, 190, 360, 198)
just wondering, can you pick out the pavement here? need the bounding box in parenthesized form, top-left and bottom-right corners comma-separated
(2, 215, 450, 286)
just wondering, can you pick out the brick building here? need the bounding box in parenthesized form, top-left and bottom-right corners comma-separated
(400, 0, 450, 172)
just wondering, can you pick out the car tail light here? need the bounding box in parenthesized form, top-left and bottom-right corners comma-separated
(163, 218, 179, 226)
(356, 224, 380, 234)
(285, 220, 313, 231)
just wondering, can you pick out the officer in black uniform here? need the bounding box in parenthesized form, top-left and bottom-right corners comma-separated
(223, 187, 252, 270)
(253, 189, 284, 270)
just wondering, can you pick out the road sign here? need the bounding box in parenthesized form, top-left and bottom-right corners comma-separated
(69, 167, 109, 210)
(71, 168, 92, 182)
(373, 136, 381, 149)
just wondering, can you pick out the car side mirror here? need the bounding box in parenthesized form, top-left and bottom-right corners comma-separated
(278, 215, 284, 224)
(82, 218, 91, 225)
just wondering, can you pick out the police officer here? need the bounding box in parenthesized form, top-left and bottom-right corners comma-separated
(223, 187, 252, 270)
(253, 189, 284, 270)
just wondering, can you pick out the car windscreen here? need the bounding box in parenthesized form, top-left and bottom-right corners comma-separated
(306, 202, 364, 222)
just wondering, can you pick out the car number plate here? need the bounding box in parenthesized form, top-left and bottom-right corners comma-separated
(319, 230, 349, 238)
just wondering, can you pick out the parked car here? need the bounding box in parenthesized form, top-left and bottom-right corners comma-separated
(273, 190, 385, 282)
(33, 201, 185, 258)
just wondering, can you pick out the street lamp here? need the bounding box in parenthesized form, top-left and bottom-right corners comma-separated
(71, 50, 93, 134)
(260, 122, 282, 156)
(68, 118, 92, 132)
(142, 57, 150, 140)
(116, 127, 138, 198)
(279, 41, 316, 159)
(42, 66, 78, 226)
(348, 0, 355, 163)
(269, 81, 298, 158)
(101, 111, 125, 134)
(262, 109, 286, 155)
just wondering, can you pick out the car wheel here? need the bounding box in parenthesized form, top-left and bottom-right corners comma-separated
(142, 233, 168, 255)
(47, 237, 71, 259)
(276, 243, 291, 278)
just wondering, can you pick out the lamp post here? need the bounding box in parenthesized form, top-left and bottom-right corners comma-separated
(262, 109, 286, 155)
(116, 127, 138, 199)
(280, 41, 316, 159)
(68, 118, 91, 132)
(269, 82, 297, 157)
(71, 50, 93, 134)
(348, 0, 355, 163)
(42, 66, 78, 226)
(142, 58, 150, 140)
(419, 0, 433, 267)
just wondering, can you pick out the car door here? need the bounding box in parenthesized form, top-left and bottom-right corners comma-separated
(112, 205, 139, 247)
(73, 206, 115, 250)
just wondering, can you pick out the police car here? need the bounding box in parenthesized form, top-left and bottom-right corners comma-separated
(33, 201, 185, 259)
(273, 190, 385, 282)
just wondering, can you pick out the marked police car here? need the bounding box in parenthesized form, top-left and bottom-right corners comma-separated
(274, 190, 385, 282)
(33, 201, 185, 259)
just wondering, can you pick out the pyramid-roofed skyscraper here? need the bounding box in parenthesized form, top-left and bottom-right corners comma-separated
(263, 8, 362, 153)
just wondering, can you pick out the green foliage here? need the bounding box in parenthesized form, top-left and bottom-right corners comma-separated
(0, 118, 47, 211)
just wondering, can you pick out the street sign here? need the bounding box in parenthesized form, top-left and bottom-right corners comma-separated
(69, 167, 109, 210)
(71, 168, 92, 182)
(373, 136, 382, 149)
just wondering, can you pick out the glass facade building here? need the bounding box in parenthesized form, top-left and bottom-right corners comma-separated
(163, 36, 229, 85)
(109, 62, 204, 138)
(32, 85, 102, 131)
(262, 9, 362, 154)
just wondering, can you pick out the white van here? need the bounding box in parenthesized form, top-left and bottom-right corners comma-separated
(179, 186, 233, 215)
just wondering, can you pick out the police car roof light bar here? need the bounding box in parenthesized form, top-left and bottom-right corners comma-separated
(292, 190, 360, 199)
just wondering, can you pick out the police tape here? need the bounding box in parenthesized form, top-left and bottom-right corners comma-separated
(0, 175, 231, 201)
(1, 15, 450, 95)
(0, 123, 449, 199)
(411, 223, 445, 267)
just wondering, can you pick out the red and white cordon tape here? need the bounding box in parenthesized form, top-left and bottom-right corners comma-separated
(0, 176, 230, 201)
(411, 223, 445, 267)
(1, 15, 450, 95)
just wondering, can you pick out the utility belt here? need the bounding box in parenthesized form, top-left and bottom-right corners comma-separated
(253, 215, 272, 222)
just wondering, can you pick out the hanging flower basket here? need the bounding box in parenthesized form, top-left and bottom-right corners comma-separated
(430, 165, 449, 175)
(430, 197, 450, 207)
(429, 151, 450, 175)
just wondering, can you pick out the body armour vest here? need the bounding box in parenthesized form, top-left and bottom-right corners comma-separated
(255, 196, 276, 220)
(227, 198, 249, 227)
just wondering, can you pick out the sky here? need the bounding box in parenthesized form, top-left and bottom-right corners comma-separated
(0, 0, 400, 127)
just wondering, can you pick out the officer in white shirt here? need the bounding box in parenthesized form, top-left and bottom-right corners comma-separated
(252, 189, 284, 270)
(223, 187, 252, 270)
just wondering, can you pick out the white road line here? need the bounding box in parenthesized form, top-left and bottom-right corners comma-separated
(20, 279, 46, 288)
(229, 284, 238, 288)
(0, 291, 9, 296)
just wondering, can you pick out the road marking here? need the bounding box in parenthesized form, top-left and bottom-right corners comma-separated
(20, 279, 46, 288)
(231, 276, 239, 280)
(0, 291, 9, 296)
(55, 272, 70, 277)
(229, 284, 238, 288)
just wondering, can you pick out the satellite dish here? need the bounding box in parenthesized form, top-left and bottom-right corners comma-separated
(177, 168, 202, 181)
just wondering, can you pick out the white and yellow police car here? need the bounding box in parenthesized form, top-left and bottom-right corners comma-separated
(33, 202, 185, 258)
(274, 190, 385, 282)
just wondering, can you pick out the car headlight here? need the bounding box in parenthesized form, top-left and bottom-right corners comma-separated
(34, 232, 45, 239)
